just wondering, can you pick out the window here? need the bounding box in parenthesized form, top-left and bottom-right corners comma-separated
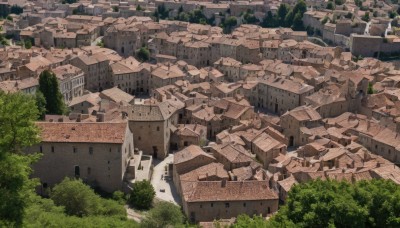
(89, 147, 93, 155)
(40, 146, 43, 153)
(211, 203, 214, 207)
(138, 136, 141, 141)
(73, 147, 78, 153)
(225, 203, 230, 208)
(42, 183, 48, 188)
(87, 167, 91, 175)
(74, 166, 80, 177)
(243, 203, 246, 207)
(51, 146, 54, 153)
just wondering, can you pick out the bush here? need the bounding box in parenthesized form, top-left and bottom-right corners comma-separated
(268, 179, 400, 227)
(136, 47, 150, 62)
(50, 178, 127, 218)
(141, 202, 184, 228)
(112, 191, 127, 205)
(128, 180, 155, 210)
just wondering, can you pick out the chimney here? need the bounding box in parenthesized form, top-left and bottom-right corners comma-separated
(221, 179, 227, 187)
(395, 118, 400, 133)
(96, 112, 105, 122)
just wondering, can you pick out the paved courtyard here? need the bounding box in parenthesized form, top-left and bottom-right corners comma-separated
(150, 154, 181, 205)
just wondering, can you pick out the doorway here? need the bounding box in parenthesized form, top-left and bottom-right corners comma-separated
(152, 146, 158, 159)
(289, 136, 294, 147)
(74, 165, 80, 178)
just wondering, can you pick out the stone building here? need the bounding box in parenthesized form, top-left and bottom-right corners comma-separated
(52, 64, 85, 103)
(256, 76, 315, 114)
(251, 132, 287, 168)
(149, 63, 186, 90)
(70, 53, 110, 92)
(103, 24, 141, 57)
(27, 122, 134, 193)
(281, 106, 322, 147)
(182, 180, 279, 223)
(173, 145, 217, 193)
(110, 57, 151, 95)
(170, 124, 207, 150)
(124, 101, 182, 159)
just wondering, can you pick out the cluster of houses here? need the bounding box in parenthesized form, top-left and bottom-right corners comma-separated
(1, 0, 400, 224)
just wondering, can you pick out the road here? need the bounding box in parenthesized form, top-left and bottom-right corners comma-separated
(150, 153, 181, 205)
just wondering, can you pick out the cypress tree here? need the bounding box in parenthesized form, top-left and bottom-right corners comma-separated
(38, 70, 65, 115)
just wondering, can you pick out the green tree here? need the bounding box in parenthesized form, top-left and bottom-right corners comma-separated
(128, 180, 155, 210)
(0, 91, 40, 154)
(327, 1, 335, 10)
(284, 10, 294, 27)
(334, 0, 344, 5)
(141, 202, 184, 228)
(178, 5, 183, 14)
(51, 178, 102, 217)
(0, 91, 41, 226)
(292, 12, 304, 30)
(112, 191, 127, 205)
(222, 16, 237, 34)
(112, 6, 119, 12)
(277, 4, 289, 26)
(24, 39, 32, 49)
(10, 5, 23, 15)
(136, 47, 150, 62)
(51, 178, 127, 218)
(293, 0, 307, 15)
(38, 70, 66, 115)
(24, 192, 138, 227)
(367, 82, 374, 94)
(154, 4, 169, 20)
(262, 11, 278, 28)
(389, 11, 397, 19)
(267, 179, 400, 227)
(362, 12, 370, 22)
(35, 91, 46, 120)
(243, 9, 258, 24)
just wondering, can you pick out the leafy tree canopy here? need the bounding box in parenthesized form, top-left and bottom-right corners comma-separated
(136, 47, 150, 62)
(38, 69, 66, 115)
(128, 180, 155, 210)
(51, 178, 126, 218)
(231, 179, 400, 228)
(141, 201, 184, 228)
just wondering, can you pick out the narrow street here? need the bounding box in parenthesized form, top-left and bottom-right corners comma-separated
(150, 153, 181, 205)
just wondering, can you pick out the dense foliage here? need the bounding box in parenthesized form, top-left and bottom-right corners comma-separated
(0, 92, 138, 227)
(129, 180, 155, 210)
(51, 178, 126, 218)
(136, 47, 150, 62)
(230, 179, 400, 228)
(141, 201, 185, 228)
(38, 70, 66, 115)
(0, 92, 40, 226)
(61, 0, 77, 4)
(10, 5, 23, 15)
(262, 0, 307, 30)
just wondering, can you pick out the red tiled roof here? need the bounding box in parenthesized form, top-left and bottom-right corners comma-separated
(186, 181, 278, 202)
(37, 122, 127, 144)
